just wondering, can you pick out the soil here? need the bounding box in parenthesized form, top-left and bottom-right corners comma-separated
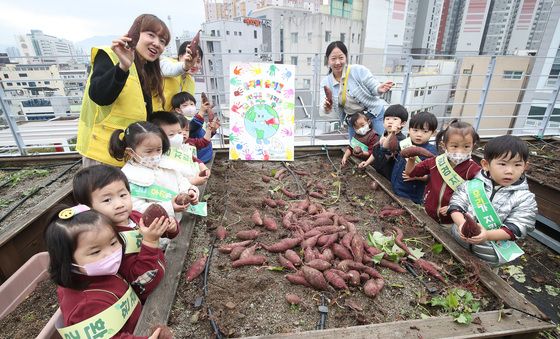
(169, 154, 500, 338)
(0, 160, 81, 233)
(523, 139, 560, 189)
(0, 279, 58, 338)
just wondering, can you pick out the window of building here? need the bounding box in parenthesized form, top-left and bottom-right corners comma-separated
(227, 30, 230, 35)
(357, 34, 360, 43)
(239, 31, 242, 36)
(340, 33, 345, 43)
(16, 82, 21, 86)
(207, 41, 214, 53)
(254, 30, 257, 39)
(308, 32, 312, 43)
(503, 71, 523, 80)
(352, 33, 355, 43)
(427, 86, 433, 95)
(303, 78, 311, 89)
(394, 34, 398, 38)
(3, 74, 7, 78)
(307, 57, 312, 66)
(228, 49, 231, 53)
(291, 32, 298, 44)
(325, 31, 331, 42)
(234, 31, 238, 36)
(208, 60, 214, 72)
(291, 56, 298, 65)
(463, 69, 472, 75)
(211, 30, 216, 36)
(29, 82, 36, 87)
(239, 49, 242, 53)
(414, 89, 419, 97)
(254, 48, 258, 56)
(18, 73, 28, 77)
(6, 82, 12, 86)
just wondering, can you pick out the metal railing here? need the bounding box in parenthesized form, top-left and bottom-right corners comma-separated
(1, 52, 559, 156)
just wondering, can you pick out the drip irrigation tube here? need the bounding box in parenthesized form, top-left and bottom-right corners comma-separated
(0, 160, 80, 224)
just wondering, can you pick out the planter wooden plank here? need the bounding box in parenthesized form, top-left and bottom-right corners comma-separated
(245, 309, 554, 339)
(134, 156, 214, 336)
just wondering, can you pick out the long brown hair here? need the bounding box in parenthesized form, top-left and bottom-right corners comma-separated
(128, 14, 170, 110)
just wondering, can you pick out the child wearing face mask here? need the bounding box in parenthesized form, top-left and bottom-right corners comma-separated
(149, 111, 210, 185)
(171, 91, 219, 163)
(73, 165, 176, 301)
(109, 121, 199, 222)
(404, 119, 481, 224)
(341, 112, 379, 168)
(45, 205, 164, 339)
(448, 135, 537, 265)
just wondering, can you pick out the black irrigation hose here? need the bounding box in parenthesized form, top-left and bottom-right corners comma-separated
(294, 153, 325, 159)
(0, 160, 81, 224)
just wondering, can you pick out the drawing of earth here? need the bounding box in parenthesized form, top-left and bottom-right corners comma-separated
(244, 104, 280, 143)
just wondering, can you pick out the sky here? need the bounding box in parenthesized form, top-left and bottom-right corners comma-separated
(0, 0, 205, 46)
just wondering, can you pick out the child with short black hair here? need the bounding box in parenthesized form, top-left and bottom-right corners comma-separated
(149, 111, 210, 185)
(45, 205, 163, 338)
(341, 112, 379, 168)
(448, 135, 537, 264)
(109, 121, 199, 222)
(73, 164, 174, 301)
(404, 119, 481, 224)
(372, 104, 409, 179)
(391, 111, 438, 204)
(171, 91, 219, 163)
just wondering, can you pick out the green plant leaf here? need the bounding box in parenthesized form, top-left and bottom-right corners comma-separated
(526, 286, 542, 293)
(545, 285, 560, 296)
(420, 313, 430, 319)
(454, 313, 470, 324)
(503, 265, 526, 283)
(408, 247, 424, 260)
(266, 266, 285, 272)
(431, 243, 443, 254)
(372, 253, 384, 264)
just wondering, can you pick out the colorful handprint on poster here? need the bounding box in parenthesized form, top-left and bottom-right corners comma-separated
(229, 62, 295, 161)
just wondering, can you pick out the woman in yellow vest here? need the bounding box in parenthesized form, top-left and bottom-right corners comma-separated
(153, 40, 203, 111)
(77, 14, 173, 167)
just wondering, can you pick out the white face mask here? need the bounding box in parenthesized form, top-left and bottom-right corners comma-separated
(169, 134, 184, 147)
(180, 106, 197, 117)
(356, 125, 370, 136)
(131, 150, 162, 169)
(446, 151, 471, 165)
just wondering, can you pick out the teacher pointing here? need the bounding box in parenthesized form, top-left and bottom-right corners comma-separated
(319, 41, 393, 138)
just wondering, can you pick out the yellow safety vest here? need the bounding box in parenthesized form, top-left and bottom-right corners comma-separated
(76, 47, 147, 167)
(152, 58, 195, 112)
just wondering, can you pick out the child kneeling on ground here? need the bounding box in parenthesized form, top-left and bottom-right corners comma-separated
(448, 135, 537, 265)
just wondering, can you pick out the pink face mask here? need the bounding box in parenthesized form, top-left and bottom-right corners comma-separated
(73, 247, 122, 276)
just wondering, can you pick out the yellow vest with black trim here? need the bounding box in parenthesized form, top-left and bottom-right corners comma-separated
(152, 58, 195, 112)
(76, 47, 146, 167)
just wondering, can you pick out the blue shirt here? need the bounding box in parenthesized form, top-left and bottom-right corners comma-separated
(390, 142, 437, 204)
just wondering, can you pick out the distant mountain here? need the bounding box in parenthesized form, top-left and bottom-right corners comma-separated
(75, 35, 119, 55)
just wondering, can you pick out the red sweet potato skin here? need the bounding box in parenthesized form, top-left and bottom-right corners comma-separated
(235, 230, 261, 240)
(363, 278, 385, 298)
(232, 255, 267, 268)
(262, 197, 277, 208)
(175, 193, 190, 205)
(461, 213, 481, 238)
(388, 133, 399, 152)
(229, 246, 245, 261)
(302, 266, 329, 290)
(392, 226, 414, 258)
(285, 293, 302, 305)
(324, 269, 348, 290)
(324, 85, 333, 102)
(142, 204, 168, 226)
(332, 243, 353, 260)
(379, 209, 405, 218)
(218, 240, 253, 253)
(262, 216, 278, 231)
(286, 273, 311, 287)
(347, 270, 361, 286)
(414, 258, 446, 283)
(400, 146, 435, 159)
(284, 249, 302, 266)
(216, 226, 227, 240)
(186, 255, 208, 281)
(262, 237, 301, 252)
(281, 187, 299, 199)
(306, 259, 332, 271)
(251, 210, 263, 226)
(240, 244, 258, 259)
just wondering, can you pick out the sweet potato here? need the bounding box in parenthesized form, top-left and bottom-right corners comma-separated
(302, 266, 329, 290)
(461, 213, 481, 238)
(251, 210, 263, 226)
(262, 216, 278, 231)
(362, 266, 383, 279)
(332, 243, 354, 260)
(262, 237, 301, 252)
(142, 204, 168, 226)
(235, 229, 261, 240)
(321, 233, 339, 249)
(281, 187, 299, 199)
(342, 215, 360, 223)
(218, 240, 253, 254)
(200, 92, 215, 122)
(309, 191, 326, 199)
(414, 258, 446, 283)
(308, 203, 319, 215)
(392, 226, 414, 258)
(293, 169, 309, 176)
(360, 272, 370, 283)
(240, 244, 259, 260)
(175, 193, 190, 205)
(289, 207, 307, 216)
(338, 217, 357, 233)
(284, 249, 302, 266)
(296, 199, 310, 210)
(400, 146, 435, 159)
(232, 255, 266, 268)
(285, 293, 302, 305)
(370, 181, 379, 191)
(286, 273, 311, 287)
(301, 234, 321, 249)
(351, 233, 365, 263)
(314, 225, 345, 234)
(189, 30, 201, 58)
(262, 197, 277, 208)
(379, 259, 406, 273)
(341, 231, 355, 251)
(304, 229, 322, 239)
(306, 259, 332, 271)
(347, 270, 361, 286)
(275, 199, 287, 208)
(387, 133, 399, 152)
(186, 255, 208, 281)
(380, 208, 406, 218)
(313, 218, 333, 227)
(261, 175, 272, 183)
(282, 211, 294, 229)
(321, 248, 334, 262)
(324, 269, 349, 290)
(324, 85, 333, 102)
(274, 168, 287, 179)
(381, 204, 398, 211)
(363, 278, 385, 298)
(316, 234, 331, 247)
(304, 247, 316, 263)
(215, 226, 227, 240)
(279, 254, 297, 271)
(229, 246, 246, 261)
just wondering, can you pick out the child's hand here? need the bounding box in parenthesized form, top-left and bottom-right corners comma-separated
(173, 196, 189, 212)
(139, 216, 169, 247)
(166, 217, 178, 234)
(323, 98, 332, 112)
(402, 172, 414, 181)
(439, 206, 449, 216)
(352, 146, 363, 157)
(341, 156, 348, 166)
(460, 222, 487, 244)
(357, 161, 369, 169)
(199, 101, 211, 116)
(378, 81, 394, 94)
(188, 188, 199, 205)
(112, 35, 134, 71)
(148, 327, 161, 339)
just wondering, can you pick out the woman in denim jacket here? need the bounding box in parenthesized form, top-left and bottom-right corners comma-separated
(319, 41, 394, 138)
